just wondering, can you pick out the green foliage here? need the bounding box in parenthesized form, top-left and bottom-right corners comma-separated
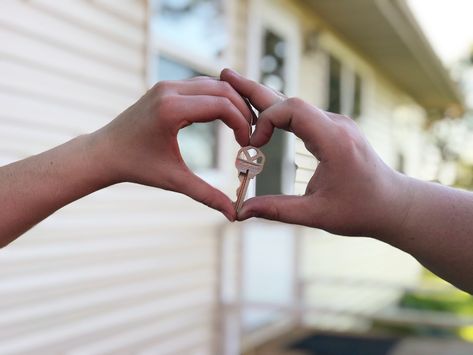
(400, 290, 473, 315)
(371, 270, 473, 340)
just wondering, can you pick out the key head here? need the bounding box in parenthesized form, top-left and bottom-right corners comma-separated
(235, 146, 265, 177)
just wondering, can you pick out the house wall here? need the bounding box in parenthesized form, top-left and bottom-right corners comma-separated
(0, 1, 227, 354)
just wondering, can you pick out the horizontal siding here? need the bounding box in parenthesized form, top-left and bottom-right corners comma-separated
(0, 59, 133, 114)
(291, 0, 423, 332)
(0, 2, 143, 69)
(0, 289, 214, 354)
(70, 311, 214, 355)
(29, 0, 145, 48)
(90, 0, 146, 26)
(0, 1, 220, 354)
(0, 27, 141, 94)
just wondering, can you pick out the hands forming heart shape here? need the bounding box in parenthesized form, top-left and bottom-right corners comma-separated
(95, 68, 409, 240)
(3, 67, 473, 294)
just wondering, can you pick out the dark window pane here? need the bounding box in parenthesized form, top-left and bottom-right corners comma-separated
(352, 73, 363, 119)
(256, 30, 287, 196)
(256, 129, 285, 195)
(157, 56, 218, 170)
(397, 153, 405, 173)
(260, 31, 286, 93)
(328, 55, 342, 113)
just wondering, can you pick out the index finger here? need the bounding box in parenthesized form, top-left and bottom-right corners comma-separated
(171, 95, 251, 146)
(220, 68, 285, 112)
(175, 78, 255, 125)
(250, 98, 335, 160)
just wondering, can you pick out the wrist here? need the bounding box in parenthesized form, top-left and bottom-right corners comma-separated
(374, 170, 416, 248)
(81, 129, 123, 187)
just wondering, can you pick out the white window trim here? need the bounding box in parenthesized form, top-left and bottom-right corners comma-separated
(246, 0, 300, 196)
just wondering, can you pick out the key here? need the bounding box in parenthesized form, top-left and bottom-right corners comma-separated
(235, 146, 265, 213)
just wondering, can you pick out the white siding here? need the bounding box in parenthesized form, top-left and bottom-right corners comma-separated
(0, 1, 223, 354)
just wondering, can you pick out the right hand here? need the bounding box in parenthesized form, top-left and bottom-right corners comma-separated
(221, 68, 412, 238)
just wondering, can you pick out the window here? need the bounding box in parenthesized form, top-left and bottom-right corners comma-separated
(326, 54, 364, 119)
(260, 31, 286, 92)
(397, 152, 405, 173)
(151, 0, 227, 62)
(150, 0, 228, 171)
(255, 29, 287, 196)
(327, 55, 342, 113)
(352, 73, 363, 119)
(157, 56, 218, 170)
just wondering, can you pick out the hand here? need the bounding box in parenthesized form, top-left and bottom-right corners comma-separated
(93, 77, 254, 221)
(221, 69, 411, 238)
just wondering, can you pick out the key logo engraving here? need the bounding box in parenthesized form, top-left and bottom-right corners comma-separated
(235, 146, 265, 175)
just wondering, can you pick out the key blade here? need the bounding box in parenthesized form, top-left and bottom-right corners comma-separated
(235, 173, 250, 213)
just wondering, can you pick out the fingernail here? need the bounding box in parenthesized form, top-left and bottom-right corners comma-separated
(226, 68, 240, 76)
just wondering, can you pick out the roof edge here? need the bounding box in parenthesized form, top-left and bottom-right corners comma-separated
(376, 0, 464, 113)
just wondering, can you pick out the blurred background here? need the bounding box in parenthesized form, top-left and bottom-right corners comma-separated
(1, 0, 473, 354)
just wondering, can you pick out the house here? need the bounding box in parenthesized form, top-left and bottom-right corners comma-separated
(0, 0, 462, 354)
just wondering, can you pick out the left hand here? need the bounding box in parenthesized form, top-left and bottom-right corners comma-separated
(92, 77, 254, 221)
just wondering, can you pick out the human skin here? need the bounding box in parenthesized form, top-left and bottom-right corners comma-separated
(221, 68, 473, 293)
(0, 77, 253, 247)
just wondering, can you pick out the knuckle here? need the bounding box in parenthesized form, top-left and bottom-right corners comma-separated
(336, 124, 361, 152)
(217, 96, 232, 108)
(155, 94, 179, 116)
(286, 97, 304, 109)
(220, 80, 234, 94)
(153, 80, 172, 94)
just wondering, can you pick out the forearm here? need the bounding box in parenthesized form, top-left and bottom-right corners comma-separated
(381, 176, 473, 292)
(0, 132, 115, 246)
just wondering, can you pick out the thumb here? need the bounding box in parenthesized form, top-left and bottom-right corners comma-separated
(238, 195, 311, 225)
(173, 170, 236, 222)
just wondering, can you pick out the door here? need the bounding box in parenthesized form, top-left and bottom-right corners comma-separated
(242, 0, 300, 330)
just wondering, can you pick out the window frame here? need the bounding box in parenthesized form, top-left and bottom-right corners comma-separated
(146, 0, 233, 179)
(351, 72, 363, 119)
(246, 1, 299, 197)
(327, 54, 343, 114)
(324, 52, 365, 120)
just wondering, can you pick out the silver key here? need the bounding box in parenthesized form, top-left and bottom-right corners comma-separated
(235, 146, 265, 212)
